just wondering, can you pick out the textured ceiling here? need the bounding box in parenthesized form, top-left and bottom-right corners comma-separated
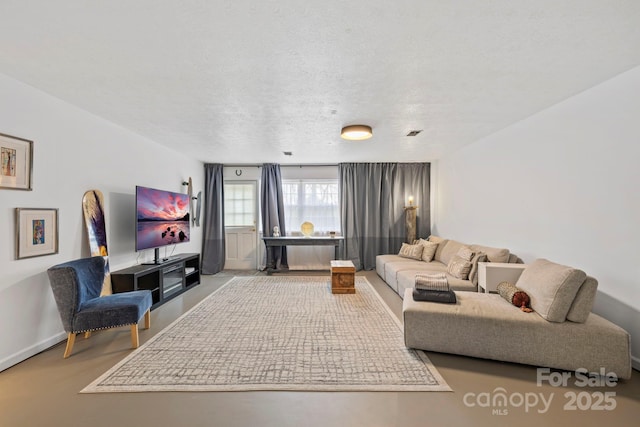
(1, 1, 639, 164)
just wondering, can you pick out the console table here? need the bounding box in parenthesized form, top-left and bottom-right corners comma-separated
(262, 236, 344, 275)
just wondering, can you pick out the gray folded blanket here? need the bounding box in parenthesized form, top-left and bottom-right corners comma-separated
(412, 289, 457, 304)
(413, 273, 456, 303)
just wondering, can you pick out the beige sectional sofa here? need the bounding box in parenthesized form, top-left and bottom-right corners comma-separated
(402, 258, 632, 380)
(376, 236, 521, 296)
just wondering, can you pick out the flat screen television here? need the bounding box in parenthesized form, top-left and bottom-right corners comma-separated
(136, 185, 190, 264)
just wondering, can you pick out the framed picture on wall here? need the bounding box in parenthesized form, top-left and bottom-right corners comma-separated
(1, 132, 33, 191)
(15, 208, 59, 259)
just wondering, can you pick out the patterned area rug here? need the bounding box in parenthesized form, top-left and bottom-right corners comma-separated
(82, 276, 451, 392)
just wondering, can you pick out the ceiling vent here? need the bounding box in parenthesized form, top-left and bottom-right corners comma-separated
(283, 151, 293, 156)
(406, 130, 423, 137)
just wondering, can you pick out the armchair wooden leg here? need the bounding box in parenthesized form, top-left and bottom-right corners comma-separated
(130, 324, 139, 348)
(63, 333, 76, 358)
(144, 309, 151, 329)
(84, 331, 91, 339)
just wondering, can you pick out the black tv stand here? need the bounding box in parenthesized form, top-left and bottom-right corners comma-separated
(111, 253, 201, 309)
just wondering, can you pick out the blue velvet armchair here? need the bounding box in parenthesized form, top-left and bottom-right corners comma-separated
(47, 256, 152, 358)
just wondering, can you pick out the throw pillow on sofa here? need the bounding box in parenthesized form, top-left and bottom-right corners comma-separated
(446, 247, 475, 280)
(417, 239, 438, 262)
(515, 258, 587, 323)
(398, 243, 424, 260)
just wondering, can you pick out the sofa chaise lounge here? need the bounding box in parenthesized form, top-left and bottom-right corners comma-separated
(402, 258, 632, 379)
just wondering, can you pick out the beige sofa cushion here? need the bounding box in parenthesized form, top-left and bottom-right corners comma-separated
(516, 259, 587, 323)
(427, 235, 446, 244)
(436, 240, 466, 265)
(429, 236, 449, 262)
(470, 244, 510, 263)
(566, 276, 598, 323)
(376, 254, 405, 281)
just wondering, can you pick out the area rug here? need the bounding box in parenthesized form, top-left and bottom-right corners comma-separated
(81, 276, 451, 392)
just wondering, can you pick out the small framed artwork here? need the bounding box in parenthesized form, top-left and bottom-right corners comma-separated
(1, 132, 33, 191)
(15, 208, 59, 259)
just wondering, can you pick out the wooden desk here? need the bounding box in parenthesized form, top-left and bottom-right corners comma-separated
(262, 236, 344, 274)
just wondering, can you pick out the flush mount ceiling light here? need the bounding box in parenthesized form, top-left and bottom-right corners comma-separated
(341, 125, 373, 140)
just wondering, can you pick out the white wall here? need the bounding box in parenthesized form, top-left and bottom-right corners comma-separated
(434, 66, 640, 369)
(0, 74, 203, 371)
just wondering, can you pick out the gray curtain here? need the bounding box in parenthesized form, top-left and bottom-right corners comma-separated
(260, 163, 288, 269)
(339, 163, 430, 270)
(201, 163, 225, 274)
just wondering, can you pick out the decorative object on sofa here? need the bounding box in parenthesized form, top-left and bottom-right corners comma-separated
(398, 242, 424, 260)
(415, 273, 449, 291)
(412, 288, 456, 304)
(300, 221, 314, 236)
(404, 204, 417, 243)
(82, 190, 112, 295)
(47, 256, 152, 358)
(497, 281, 533, 312)
(446, 247, 475, 280)
(15, 208, 58, 259)
(416, 238, 438, 262)
(412, 273, 456, 303)
(0, 132, 33, 191)
(340, 124, 373, 140)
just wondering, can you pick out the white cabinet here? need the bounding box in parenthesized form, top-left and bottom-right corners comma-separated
(477, 262, 528, 293)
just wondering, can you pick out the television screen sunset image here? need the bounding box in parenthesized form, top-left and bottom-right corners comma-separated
(136, 186, 190, 250)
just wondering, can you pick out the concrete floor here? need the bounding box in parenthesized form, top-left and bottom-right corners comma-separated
(0, 270, 638, 427)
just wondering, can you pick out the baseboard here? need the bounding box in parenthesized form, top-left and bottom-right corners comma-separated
(0, 332, 66, 373)
(632, 354, 640, 372)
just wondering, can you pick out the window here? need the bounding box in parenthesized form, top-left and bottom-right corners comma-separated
(224, 182, 256, 226)
(282, 180, 340, 235)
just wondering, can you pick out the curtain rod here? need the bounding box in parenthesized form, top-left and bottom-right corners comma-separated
(222, 163, 338, 168)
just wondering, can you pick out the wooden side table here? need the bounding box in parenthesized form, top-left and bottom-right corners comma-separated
(477, 262, 528, 293)
(330, 260, 356, 294)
